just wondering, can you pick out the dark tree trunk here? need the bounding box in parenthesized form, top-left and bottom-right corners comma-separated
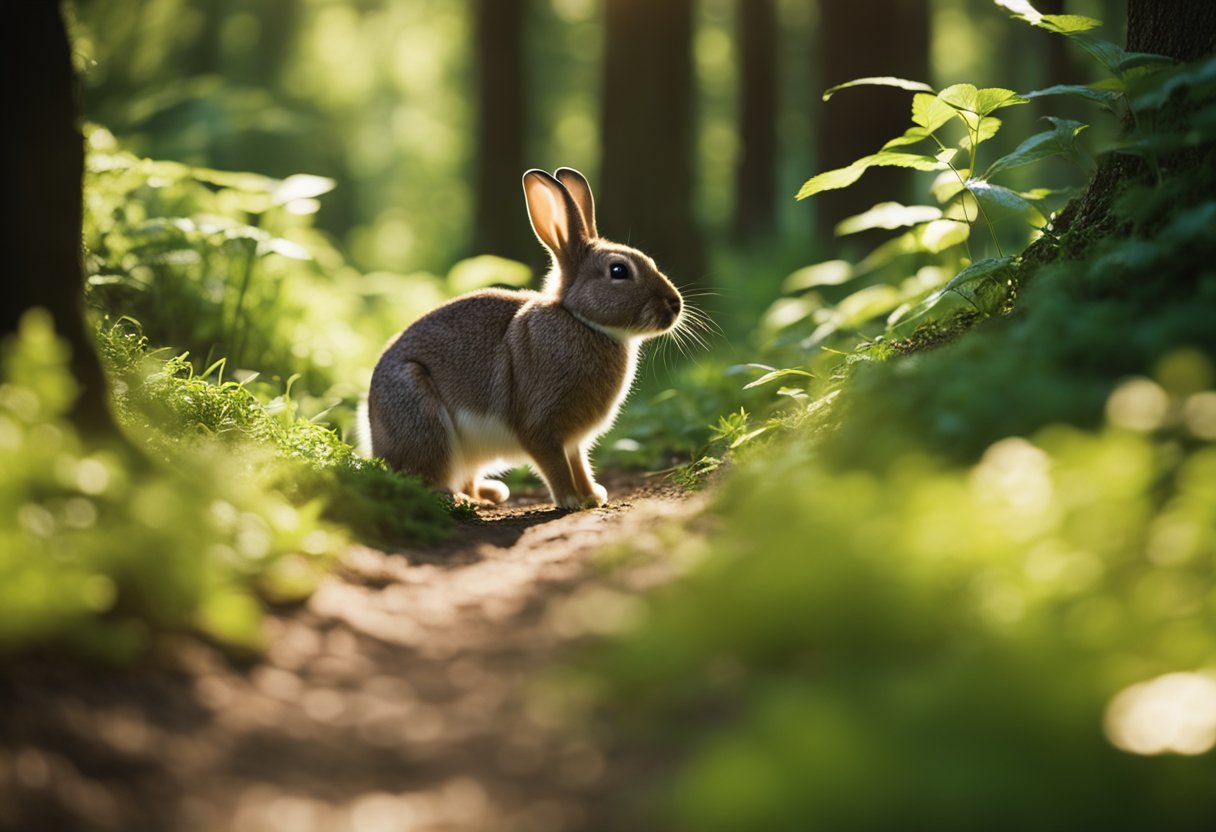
(733, 0, 778, 243)
(1127, 0, 1216, 60)
(471, 0, 531, 263)
(1023, 0, 1215, 270)
(600, 0, 704, 286)
(815, 0, 930, 248)
(2, 2, 117, 436)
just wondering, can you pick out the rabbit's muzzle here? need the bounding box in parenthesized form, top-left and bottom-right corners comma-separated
(653, 293, 683, 332)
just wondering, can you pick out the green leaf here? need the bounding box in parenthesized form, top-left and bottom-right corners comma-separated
(944, 256, 1016, 314)
(797, 152, 945, 200)
(939, 85, 1027, 117)
(1023, 84, 1123, 112)
(911, 93, 958, 132)
(959, 117, 1003, 151)
(966, 179, 1036, 215)
(823, 76, 934, 102)
(783, 260, 853, 292)
(984, 118, 1088, 178)
(882, 126, 936, 151)
(994, 1, 1101, 34)
(271, 174, 336, 205)
(835, 203, 943, 237)
(447, 255, 532, 293)
(1130, 54, 1216, 111)
(743, 367, 815, 390)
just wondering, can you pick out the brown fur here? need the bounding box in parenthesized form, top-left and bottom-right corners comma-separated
(368, 168, 681, 509)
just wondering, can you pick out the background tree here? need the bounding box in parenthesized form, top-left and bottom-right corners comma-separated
(2, 1, 116, 436)
(732, 0, 779, 243)
(471, 0, 531, 263)
(815, 0, 930, 248)
(600, 0, 705, 285)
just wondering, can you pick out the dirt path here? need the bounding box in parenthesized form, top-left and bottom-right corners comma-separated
(0, 478, 703, 832)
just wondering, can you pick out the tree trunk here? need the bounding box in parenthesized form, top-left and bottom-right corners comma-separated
(733, 0, 778, 243)
(1127, 0, 1216, 60)
(1022, 0, 1215, 271)
(600, 0, 704, 287)
(471, 0, 532, 264)
(2, 2, 117, 436)
(815, 0, 930, 249)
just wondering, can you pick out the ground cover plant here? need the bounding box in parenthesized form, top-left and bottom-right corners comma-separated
(566, 3, 1216, 827)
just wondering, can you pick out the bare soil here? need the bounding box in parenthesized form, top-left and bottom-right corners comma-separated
(0, 477, 703, 832)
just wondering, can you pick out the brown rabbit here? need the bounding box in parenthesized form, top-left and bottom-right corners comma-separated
(367, 168, 683, 509)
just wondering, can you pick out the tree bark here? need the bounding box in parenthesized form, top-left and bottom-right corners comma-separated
(815, 0, 930, 248)
(471, 0, 532, 264)
(600, 0, 704, 286)
(733, 0, 778, 243)
(1126, 0, 1216, 61)
(2, 2, 118, 436)
(1022, 0, 1216, 271)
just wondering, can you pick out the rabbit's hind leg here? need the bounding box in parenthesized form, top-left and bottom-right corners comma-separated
(368, 359, 455, 491)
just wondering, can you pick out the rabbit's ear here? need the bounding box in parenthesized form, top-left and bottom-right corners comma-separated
(523, 169, 585, 257)
(555, 168, 597, 239)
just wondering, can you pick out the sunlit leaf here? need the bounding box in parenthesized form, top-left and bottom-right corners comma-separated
(967, 180, 1036, 216)
(272, 174, 336, 205)
(258, 237, 313, 261)
(743, 367, 815, 390)
(783, 260, 853, 292)
(984, 118, 1088, 178)
(995, 1, 1101, 34)
(447, 255, 532, 293)
(911, 93, 958, 132)
(835, 284, 905, 328)
(797, 153, 946, 200)
(919, 219, 971, 253)
(960, 117, 1003, 151)
(836, 203, 943, 236)
(822, 76, 934, 102)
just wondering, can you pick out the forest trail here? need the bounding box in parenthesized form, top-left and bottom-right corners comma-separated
(1, 479, 704, 832)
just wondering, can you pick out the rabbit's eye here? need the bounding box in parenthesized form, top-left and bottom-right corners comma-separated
(609, 262, 630, 280)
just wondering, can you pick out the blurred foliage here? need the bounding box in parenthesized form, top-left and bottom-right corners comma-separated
(569, 4, 1216, 828)
(0, 311, 343, 660)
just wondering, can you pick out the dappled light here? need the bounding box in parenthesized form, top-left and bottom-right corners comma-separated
(6, 0, 1216, 829)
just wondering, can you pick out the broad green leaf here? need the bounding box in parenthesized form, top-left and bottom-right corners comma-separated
(822, 76, 934, 102)
(943, 256, 1016, 292)
(1071, 34, 1142, 77)
(1118, 51, 1175, 73)
(984, 118, 1088, 178)
(835, 284, 905, 328)
(1040, 14, 1102, 34)
(784, 260, 853, 292)
(944, 257, 1016, 314)
(797, 152, 944, 199)
(1023, 83, 1123, 112)
(272, 174, 336, 205)
(258, 237, 312, 261)
(966, 179, 1033, 212)
(931, 169, 969, 203)
(911, 93, 958, 132)
(836, 203, 943, 236)
(940, 83, 979, 113)
(959, 117, 1003, 151)
(1131, 54, 1216, 110)
(797, 162, 869, 199)
(447, 255, 532, 293)
(762, 296, 819, 331)
(743, 367, 815, 390)
(918, 219, 971, 253)
(995, 1, 1100, 34)
(974, 88, 1028, 116)
(189, 166, 278, 193)
(887, 289, 973, 337)
(882, 126, 935, 151)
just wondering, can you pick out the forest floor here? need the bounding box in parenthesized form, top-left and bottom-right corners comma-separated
(0, 476, 704, 832)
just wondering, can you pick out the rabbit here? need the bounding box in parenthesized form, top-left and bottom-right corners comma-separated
(367, 167, 683, 510)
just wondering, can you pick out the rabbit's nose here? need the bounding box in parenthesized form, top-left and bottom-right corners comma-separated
(665, 295, 682, 316)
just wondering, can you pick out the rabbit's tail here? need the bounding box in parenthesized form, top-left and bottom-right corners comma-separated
(354, 399, 373, 457)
